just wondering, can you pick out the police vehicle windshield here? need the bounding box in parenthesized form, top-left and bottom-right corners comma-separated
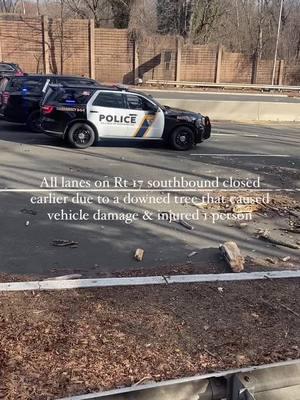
(140, 92, 165, 110)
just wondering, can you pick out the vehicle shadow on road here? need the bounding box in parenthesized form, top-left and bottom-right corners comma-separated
(0, 122, 168, 150)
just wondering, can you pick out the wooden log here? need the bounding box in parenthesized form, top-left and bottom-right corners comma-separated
(232, 204, 261, 214)
(288, 210, 300, 219)
(219, 241, 245, 272)
(259, 231, 299, 250)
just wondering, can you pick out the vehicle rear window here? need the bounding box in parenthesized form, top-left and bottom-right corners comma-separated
(126, 94, 158, 111)
(93, 92, 125, 108)
(126, 94, 144, 110)
(5, 77, 45, 94)
(46, 87, 95, 105)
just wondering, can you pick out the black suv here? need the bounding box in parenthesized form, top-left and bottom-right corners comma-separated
(0, 62, 24, 79)
(0, 74, 99, 131)
(41, 84, 211, 150)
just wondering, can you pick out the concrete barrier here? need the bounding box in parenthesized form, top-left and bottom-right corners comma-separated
(153, 98, 300, 122)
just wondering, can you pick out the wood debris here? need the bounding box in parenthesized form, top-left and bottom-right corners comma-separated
(258, 230, 299, 250)
(20, 208, 37, 215)
(134, 248, 144, 261)
(219, 241, 245, 272)
(232, 204, 261, 214)
(178, 220, 194, 230)
(52, 240, 79, 248)
(266, 257, 276, 264)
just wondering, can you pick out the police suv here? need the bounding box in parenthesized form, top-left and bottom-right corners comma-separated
(41, 84, 211, 150)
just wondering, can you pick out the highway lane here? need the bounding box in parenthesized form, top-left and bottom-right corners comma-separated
(0, 120, 299, 277)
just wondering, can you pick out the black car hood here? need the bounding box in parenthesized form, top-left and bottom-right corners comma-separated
(163, 105, 201, 119)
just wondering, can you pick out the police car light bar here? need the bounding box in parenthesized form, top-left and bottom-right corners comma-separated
(112, 84, 129, 91)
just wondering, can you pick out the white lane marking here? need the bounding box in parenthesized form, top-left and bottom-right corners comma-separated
(213, 133, 259, 137)
(243, 134, 259, 137)
(190, 154, 290, 157)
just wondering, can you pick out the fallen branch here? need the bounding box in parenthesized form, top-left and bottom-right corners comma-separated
(279, 228, 300, 234)
(52, 240, 79, 248)
(261, 203, 280, 213)
(159, 212, 194, 230)
(133, 376, 153, 386)
(288, 210, 300, 219)
(203, 348, 220, 359)
(232, 204, 261, 213)
(279, 303, 300, 318)
(259, 231, 299, 250)
(178, 220, 194, 230)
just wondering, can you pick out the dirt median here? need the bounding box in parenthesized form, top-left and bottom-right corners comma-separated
(0, 279, 299, 399)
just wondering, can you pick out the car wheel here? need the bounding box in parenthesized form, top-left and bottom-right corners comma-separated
(26, 111, 42, 133)
(170, 126, 194, 151)
(67, 123, 96, 149)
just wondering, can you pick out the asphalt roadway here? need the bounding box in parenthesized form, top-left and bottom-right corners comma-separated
(0, 119, 299, 277)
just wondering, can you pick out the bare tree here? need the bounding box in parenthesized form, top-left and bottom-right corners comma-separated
(65, 0, 113, 27)
(157, 0, 193, 37)
(108, 0, 130, 28)
(128, 0, 157, 36)
(64, 0, 157, 31)
(276, 0, 300, 60)
(0, 0, 20, 13)
(5, 0, 298, 63)
(189, 0, 227, 44)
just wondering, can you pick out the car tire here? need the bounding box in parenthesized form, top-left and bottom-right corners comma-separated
(67, 123, 96, 149)
(170, 126, 194, 151)
(26, 111, 42, 133)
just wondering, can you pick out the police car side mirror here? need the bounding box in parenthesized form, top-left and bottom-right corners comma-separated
(146, 104, 158, 114)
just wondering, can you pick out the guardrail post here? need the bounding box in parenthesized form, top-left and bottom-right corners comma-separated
(175, 36, 183, 84)
(41, 15, 50, 74)
(278, 59, 284, 85)
(215, 44, 223, 83)
(89, 19, 95, 79)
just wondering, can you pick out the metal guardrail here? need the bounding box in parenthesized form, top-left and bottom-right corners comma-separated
(59, 360, 300, 400)
(146, 80, 300, 93)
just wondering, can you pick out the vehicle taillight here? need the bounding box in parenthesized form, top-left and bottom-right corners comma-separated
(3, 91, 10, 104)
(204, 116, 210, 126)
(15, 71, 24, 76)
(42, 105, 55, 115)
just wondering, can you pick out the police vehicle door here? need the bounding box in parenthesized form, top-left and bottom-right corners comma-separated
(87, 91, 130, 138)
(125, 93, 164, 139)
